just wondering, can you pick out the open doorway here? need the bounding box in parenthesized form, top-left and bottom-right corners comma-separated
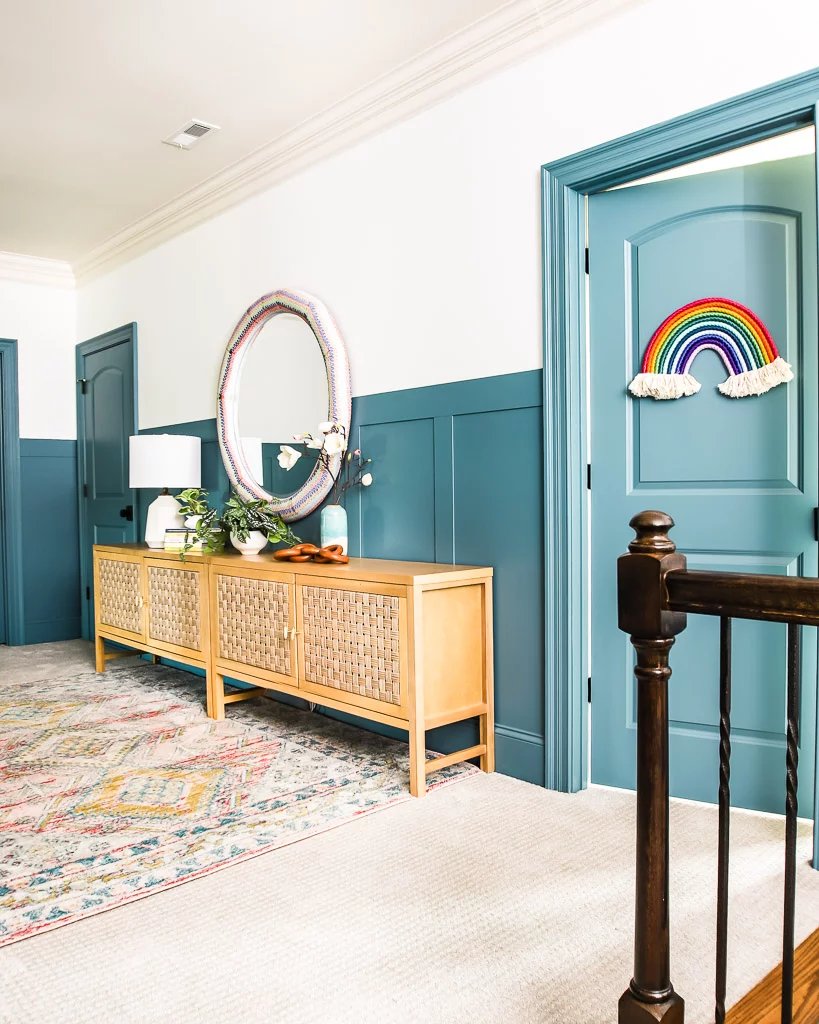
(541, 71, 819, 838)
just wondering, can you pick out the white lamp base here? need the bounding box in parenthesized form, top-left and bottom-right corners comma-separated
(145, 492, 184, 548)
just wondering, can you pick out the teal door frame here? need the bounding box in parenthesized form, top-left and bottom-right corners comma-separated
(541, 67, 819, 795)
(76, 323, 138, 639)
(0, 339, 24, 645)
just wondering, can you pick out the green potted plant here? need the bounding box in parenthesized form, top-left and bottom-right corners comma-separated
(221, 493, 300, 556)
(174, 488, 225, 558)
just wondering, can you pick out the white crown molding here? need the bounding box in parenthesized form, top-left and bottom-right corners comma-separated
(74, 0, 643, 285)
(0, 250, 75, 289)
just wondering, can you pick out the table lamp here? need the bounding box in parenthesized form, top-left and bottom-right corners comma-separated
(129, 435, 202, 548)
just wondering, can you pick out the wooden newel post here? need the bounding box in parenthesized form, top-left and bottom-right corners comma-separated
(617, 511, 687, 1024)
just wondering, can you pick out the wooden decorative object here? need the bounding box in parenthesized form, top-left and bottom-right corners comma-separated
(92, 543, 494, 797)
(273, 543, 349, 564)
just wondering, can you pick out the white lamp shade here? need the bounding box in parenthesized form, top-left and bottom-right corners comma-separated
(129, 435, 201, 489)
(241, 436, 264, 484)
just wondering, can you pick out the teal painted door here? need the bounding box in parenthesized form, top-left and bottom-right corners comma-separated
(77, 327, 138, 638)
(589, 154, 818, 814)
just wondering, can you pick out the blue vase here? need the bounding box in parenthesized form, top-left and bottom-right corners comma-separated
(320, 504, 348, 553)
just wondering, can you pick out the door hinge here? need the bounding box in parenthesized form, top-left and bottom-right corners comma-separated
(814, 507, 819, 543)
(85, 586, 91, 601)
(585, 247, 589, 275)
(586, 464, 591, 490)
(77, 378, 87, 394)
(587, 676, 592, 703)
(83, 483, 88, 498)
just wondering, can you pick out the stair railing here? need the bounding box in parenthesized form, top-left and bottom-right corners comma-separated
(617, 510, 816, 1024)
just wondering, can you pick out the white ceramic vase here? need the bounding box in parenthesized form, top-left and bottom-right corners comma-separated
(230, 530, 268, 556)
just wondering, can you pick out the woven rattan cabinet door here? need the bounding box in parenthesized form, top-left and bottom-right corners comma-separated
(296, 576, 409, 719)
(145, 559, 207, 659)
(93, 551, 146, 642)
(212, 565, 297, 685)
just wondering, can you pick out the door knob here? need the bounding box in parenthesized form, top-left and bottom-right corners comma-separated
(119, 505, 134, 522)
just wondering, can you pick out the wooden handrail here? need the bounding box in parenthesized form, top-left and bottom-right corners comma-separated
(665, 570, 819, 627)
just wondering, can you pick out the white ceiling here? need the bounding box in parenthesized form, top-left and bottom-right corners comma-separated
(0, 0, 640, 277)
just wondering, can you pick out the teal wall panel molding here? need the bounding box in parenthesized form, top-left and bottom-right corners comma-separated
(0, 339, 24, 646)
(20, 439, 81, 643)
(149, 369, 545, 786)
(348, 369, 544, 784)
(542, 66, 819, 795)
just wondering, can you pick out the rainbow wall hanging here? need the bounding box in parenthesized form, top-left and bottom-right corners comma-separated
(629, 297, 793, 400)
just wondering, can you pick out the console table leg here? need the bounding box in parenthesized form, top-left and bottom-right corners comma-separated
(207, 670, 226, 720)
(409, 718, 426, 797)
(95, 634, 105, 673)
(480, 579, 495, 775)
(480, 710, 495, 774)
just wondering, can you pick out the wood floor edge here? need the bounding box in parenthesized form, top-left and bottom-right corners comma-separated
(727, 926, 819, 1024)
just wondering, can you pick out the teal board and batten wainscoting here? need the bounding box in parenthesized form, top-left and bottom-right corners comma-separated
(19, 440, 81, 643)
(143, 369, 545, 785)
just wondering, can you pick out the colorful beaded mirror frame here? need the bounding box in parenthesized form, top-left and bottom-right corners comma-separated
(217, 288, 352, 521)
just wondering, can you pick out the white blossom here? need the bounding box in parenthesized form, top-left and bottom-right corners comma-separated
(277, 445, 302, 470)
(323, 431, 347, 456)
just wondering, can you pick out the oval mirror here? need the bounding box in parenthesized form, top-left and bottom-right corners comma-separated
(217, 289, 352, 520)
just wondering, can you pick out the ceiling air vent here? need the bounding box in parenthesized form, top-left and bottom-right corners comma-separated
(162, 119, 220, 150)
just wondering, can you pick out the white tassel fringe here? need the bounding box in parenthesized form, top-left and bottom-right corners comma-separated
(717, 357, 794, 398)
(628, 373, 701, 400)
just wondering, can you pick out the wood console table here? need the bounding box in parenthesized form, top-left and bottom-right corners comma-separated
(93, 544, 494, 796)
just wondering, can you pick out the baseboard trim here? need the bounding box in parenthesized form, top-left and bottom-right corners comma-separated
(496, 724, 545, 786)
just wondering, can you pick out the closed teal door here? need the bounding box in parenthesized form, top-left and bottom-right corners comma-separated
(589, 154, 818, 814)
(77, 326, 138, 638)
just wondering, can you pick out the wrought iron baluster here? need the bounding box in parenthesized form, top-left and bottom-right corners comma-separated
(782, 623, 801, 1024)
(715, 617, 732, 1024)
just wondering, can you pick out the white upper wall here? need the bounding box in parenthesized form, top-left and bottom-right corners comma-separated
(77, 0, 819, 429)
(0, 279, 76, 439)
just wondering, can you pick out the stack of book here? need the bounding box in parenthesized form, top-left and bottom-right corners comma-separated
(163, 528, 204, 553)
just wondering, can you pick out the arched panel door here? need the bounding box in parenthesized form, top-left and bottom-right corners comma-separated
(589, 154, 818, 813)
(77, 326, 137, 638)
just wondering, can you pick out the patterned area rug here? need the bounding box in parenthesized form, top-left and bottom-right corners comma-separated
(0, 663, 476, 946)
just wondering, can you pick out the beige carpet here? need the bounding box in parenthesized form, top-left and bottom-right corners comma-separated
(1, 642, 818, 1024)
